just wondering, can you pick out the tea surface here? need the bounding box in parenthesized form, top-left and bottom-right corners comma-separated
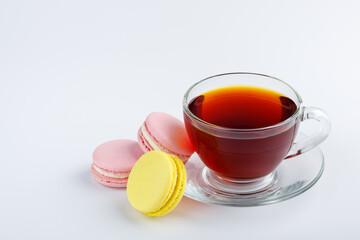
(188, 86, 297, 129)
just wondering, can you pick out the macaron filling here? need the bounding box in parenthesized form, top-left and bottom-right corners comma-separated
(140, 123, 191, 162)
(92, 164, 129, 179)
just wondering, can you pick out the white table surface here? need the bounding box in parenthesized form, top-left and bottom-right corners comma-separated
(1, 1, 359, 239)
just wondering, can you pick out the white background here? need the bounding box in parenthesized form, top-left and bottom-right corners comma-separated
(0, 0, 359, 239)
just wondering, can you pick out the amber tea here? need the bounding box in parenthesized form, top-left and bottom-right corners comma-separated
(185, 86, 299, 179)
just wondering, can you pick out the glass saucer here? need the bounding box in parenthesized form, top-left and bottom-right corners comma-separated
(184, 134, 325, 207)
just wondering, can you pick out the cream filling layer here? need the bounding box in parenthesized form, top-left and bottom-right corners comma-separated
(93, 165, 128, 179)
(141, 124, 188, 162)
(141, 124, 167, 152)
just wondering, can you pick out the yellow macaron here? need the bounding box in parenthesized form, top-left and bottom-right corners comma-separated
(127, 150, 187, 217)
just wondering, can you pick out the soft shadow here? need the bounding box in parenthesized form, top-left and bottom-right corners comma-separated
(77, 167, 96, 188)
(118, 189, 169, 223)
(77, 167, 216, 222)
(119, 195, 216, 223)
(76, 167, 123, 194)
(172, 196, 215, 217)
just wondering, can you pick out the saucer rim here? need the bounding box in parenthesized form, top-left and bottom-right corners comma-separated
(184, 143, 325, 207)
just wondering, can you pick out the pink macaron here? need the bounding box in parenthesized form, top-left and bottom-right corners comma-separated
(91, 139, 144, 188)
(137, 112, 194, 164)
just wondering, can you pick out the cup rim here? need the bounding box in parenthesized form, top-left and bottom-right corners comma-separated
(182, 72, 303, 132)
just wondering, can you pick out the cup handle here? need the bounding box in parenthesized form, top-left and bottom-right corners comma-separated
(285, 106, 331, 159)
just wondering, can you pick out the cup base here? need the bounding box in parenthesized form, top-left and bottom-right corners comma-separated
(203, 169, 278, 194)
(184, 133, 325, 206)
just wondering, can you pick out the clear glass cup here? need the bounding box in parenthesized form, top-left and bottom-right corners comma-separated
(183, 72, 331, 192)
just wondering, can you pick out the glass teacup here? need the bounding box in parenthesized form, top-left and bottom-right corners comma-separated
(183, 72, 330, 192)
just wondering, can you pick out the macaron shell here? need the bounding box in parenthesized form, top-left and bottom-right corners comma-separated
(144, 112, 194, 157)
(138, 125, 190, 164)
(93, 139, 144, 172)
(127, 151, 177, 213)
(137, 128, 152, 153)
(147, 155, 187, 217)
(91, 165, 128, 188)
(91, 139, 144, 188)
